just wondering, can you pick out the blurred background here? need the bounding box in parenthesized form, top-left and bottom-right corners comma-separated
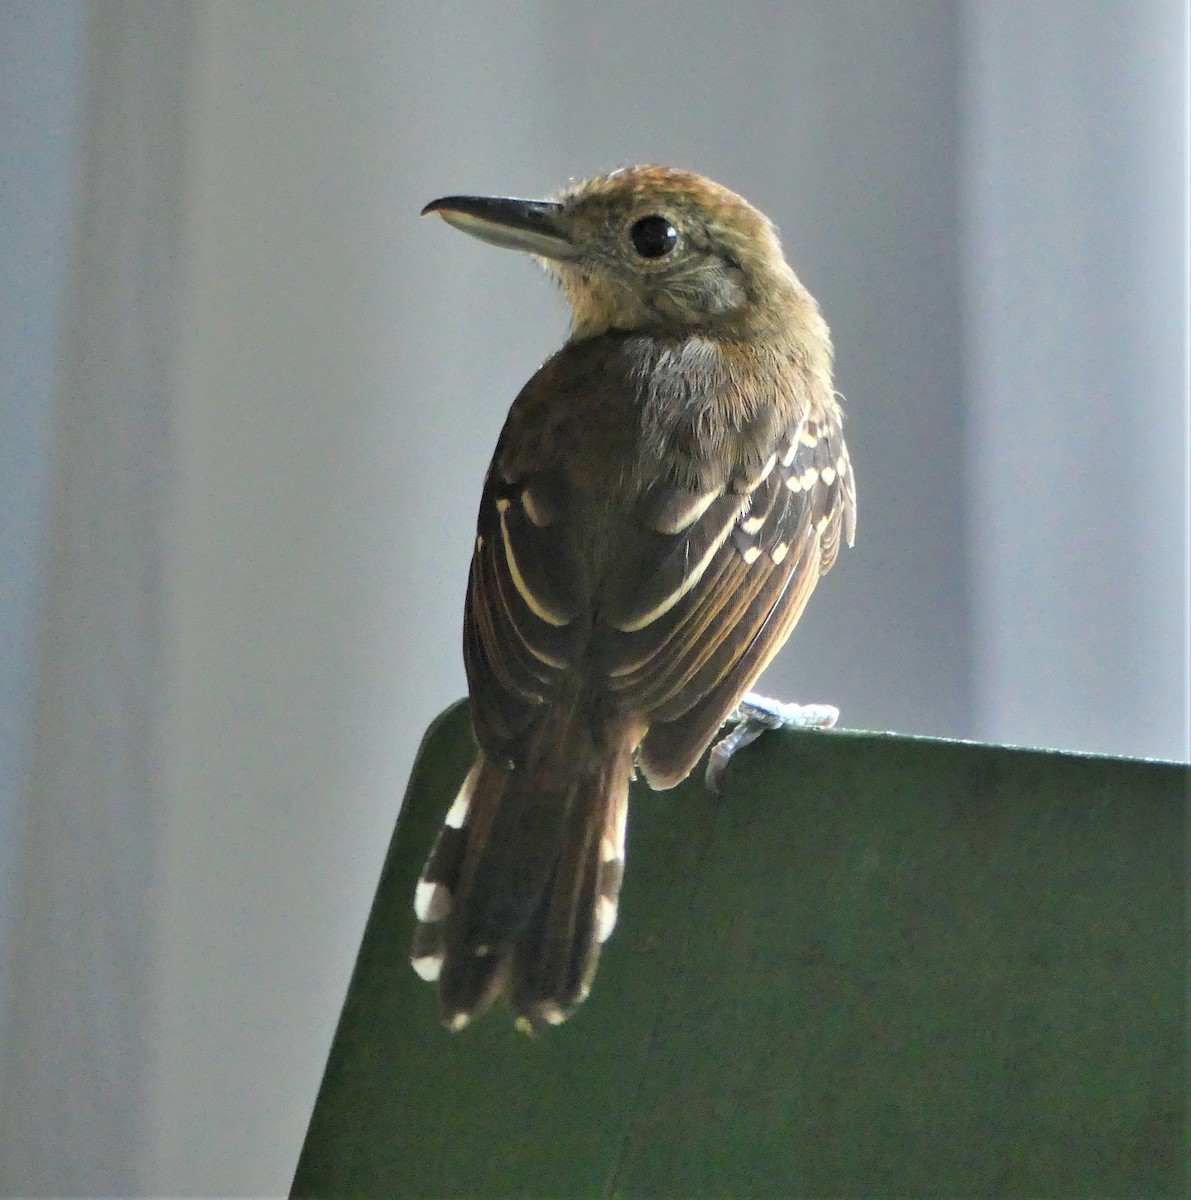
(1, 0, 1185, 1192)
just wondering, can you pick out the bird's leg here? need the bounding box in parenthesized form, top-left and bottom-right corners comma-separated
(705, 693, 839, 793)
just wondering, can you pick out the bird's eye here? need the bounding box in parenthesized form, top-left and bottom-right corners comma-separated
(629, 215, 678, 259)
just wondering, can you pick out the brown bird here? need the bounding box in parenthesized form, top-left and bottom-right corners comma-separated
(412, 166, 856, 1032)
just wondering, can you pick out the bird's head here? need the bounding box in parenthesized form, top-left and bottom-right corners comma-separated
(423, 166, 818, 342)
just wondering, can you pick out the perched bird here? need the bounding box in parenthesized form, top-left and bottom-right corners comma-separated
(412, 166, 856, 1032)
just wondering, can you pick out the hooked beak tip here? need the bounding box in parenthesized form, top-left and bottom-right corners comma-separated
(419, 198, 452, 219)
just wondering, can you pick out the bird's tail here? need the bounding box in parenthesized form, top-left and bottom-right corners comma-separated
(410, 714, 634, 1032)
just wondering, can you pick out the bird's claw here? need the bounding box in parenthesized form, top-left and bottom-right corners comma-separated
(705, 693, 839, 793)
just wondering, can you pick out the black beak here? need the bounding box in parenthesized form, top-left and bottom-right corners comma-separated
(421, 195, 577, 261)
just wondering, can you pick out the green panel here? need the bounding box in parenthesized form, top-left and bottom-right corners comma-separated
(293, 704, 1188, 1198)
(292, 701, 722, 1198)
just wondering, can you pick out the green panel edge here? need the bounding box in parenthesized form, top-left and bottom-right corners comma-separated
(293, 702, 1188, 1198)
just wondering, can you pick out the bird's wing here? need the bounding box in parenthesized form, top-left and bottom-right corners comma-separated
(596, 408, 856, 788)
(463, 459, 587, 765)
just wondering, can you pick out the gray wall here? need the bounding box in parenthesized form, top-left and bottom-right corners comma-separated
(962, 1, 1188, 757)
(0, 0, 88, 1069)
(0, 1, 1184, 1193)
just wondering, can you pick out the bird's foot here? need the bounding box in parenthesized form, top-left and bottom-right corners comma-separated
(705, 693, 839, 793)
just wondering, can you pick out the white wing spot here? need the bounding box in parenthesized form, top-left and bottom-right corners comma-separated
(445, 770, 475, 827)
(799, 428, 819, 447)
(800, 467, 819, 490)
(412, 954, 443, 981)
(741, 513, 765, 535)
(820, 466, 837, 486)
(415, 880, 451, 922)
(786, 475, 803, 493)
(596, 896, 618, 943)
(782, 442, 799, 467)
(771, 542, 790, 565)
(742, 545, 762, 565)
(495, 497, 510, 514)
(836, 456, 847, 477)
